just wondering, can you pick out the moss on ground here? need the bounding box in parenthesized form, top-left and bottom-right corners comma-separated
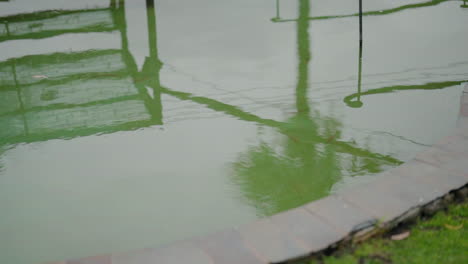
(309, 201, 468, 264)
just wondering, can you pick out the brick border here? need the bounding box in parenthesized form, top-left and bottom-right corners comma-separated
(49, 83, 468, 264)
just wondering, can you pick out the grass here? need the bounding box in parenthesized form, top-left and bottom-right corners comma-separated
(309, 201, 468, 264)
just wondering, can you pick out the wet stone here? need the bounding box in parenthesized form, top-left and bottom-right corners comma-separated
(337, 170, 438, 222)
(385, 160, 465, 199)
(190, 228, 267, 264)
(415, 147, 468, 179)
(68, 255, 112, 264)
(422, 198, 446, 216)
(455, 186, 468, 200)
(237, 218, 310, 264)
(111, 244, 213, 264)
(395, 207, 421, 224)
(270, 207, 342, 252)
(303, 195, 375, 236)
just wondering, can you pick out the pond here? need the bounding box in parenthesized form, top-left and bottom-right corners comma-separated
(0, 0, 467, 263)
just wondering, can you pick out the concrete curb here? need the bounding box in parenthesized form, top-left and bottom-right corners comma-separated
(48, 83, 468, 264)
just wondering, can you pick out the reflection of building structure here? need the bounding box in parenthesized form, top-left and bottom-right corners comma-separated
(0, 1, 162, 144)
(0, 8, 116, 42)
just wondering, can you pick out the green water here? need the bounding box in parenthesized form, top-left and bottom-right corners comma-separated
(0, 0, 467, 263)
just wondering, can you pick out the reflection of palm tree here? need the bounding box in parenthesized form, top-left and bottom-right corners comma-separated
(231, 0, 387, 216)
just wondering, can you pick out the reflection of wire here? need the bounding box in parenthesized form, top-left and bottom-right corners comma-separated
(345, 125, 431, 147)
(163, 62, 281, 109)
(165, 61, 468, 105)
(272, 0, 455, 22)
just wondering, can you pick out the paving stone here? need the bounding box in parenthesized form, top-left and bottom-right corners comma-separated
(387, 160, 467, 197)
(336, 167, 446, 222)
(111, 244, 213, 264)
(303, 195, 375, 235)
(68, 255, 111, 264)
(269, 207, 342, 252)
(461, 88, 468, 116)
(415, 147, 468, 178)
(434, 133, 468, 154)
(459, 117, 468, 129)
(460, 102, 468, 117)
(237, 218, 310, 264)
(191, 228, 267, 264)
(455, 117, 468, 136)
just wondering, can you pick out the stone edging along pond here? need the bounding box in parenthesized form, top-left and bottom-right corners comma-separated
(49, 83, 468, 264)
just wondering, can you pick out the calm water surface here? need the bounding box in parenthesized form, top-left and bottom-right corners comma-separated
(0, 0, 467, 263)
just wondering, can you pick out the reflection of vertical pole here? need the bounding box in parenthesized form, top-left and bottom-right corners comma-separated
(5, 22, 10, 37)
(115, 0, 128, 50)
(357, 0, 363, 106)
(146, 0, 158, 60)
(11, 60, 29, 135)
(357, 40, 362, 103)
(295, 0, 311, 114)
(358, 0, 362, 101)
(359, 0, 362, 47)
(111, 0, 124, 8)
(146, 0, 154, 7)
(275, 0, 280, 19)
(144, 0, 163, 124)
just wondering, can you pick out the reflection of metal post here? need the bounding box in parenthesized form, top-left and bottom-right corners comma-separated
(347, 0, 363, 108)
(359, 0, 362, 46)
(11, 60, 29, 135)
(358, 0, 363, 105)
(5, 22, 10, 37)
(143, 0, 163, 124)
(110, 0, 124, 9)
(295, 0, 311, 114)
(146, 0, 158, 61)
(276, 0, 280, 19)
(272, 0, 281, 22)
(357, 40, 363, 104)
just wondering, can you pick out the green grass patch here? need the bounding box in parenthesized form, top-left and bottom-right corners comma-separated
(310, 202, 468, 264)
